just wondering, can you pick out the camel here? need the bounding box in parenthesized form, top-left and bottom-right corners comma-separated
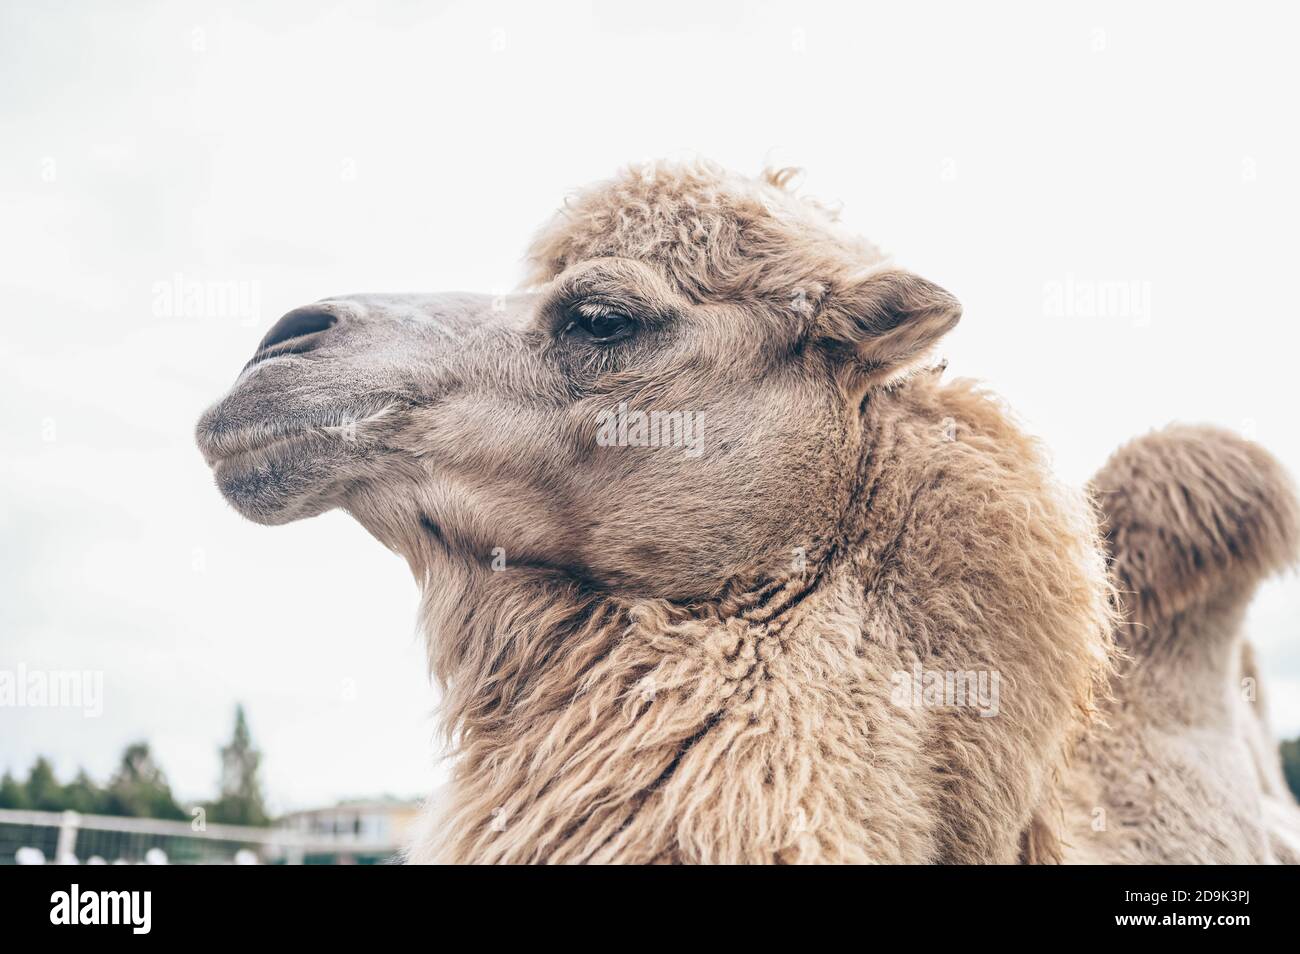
(196, 160, 1299, 863)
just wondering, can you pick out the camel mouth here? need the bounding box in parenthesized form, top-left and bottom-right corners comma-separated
(194, 386, 398, 524)
(195, 424, 315, 470)
(195, 418, 349, 525)
(202, 430, 314, 471)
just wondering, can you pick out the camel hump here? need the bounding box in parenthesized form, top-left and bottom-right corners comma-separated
(1091, 424, 1300, 627)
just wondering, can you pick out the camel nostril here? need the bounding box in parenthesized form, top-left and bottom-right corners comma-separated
(257, 307, 338, 354)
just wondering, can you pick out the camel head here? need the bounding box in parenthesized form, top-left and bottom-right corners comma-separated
(196, 162, 961, 601)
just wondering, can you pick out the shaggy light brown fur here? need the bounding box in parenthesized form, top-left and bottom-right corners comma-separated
(401, 161, 1115, 862)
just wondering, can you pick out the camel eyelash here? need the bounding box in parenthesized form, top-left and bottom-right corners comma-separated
(562, 306, 638, 345)
(546, 295, 639, 340)
(562, 294, 680, 333)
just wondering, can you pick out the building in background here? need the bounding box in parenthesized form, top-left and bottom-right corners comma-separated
(275, 798, 421, 864)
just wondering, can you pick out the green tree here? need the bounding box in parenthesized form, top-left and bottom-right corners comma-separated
(104, 742, 186, 820)
(0, 770, 27, 809)
(61, 768, 108, 815)
(206, 704, 270, 826)
(24, 756, 63, 811)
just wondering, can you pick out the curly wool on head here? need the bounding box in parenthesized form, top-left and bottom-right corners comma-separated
(524, 159, 884, 308)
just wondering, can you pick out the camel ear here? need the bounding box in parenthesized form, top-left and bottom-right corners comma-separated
(818, 267, 962, 380)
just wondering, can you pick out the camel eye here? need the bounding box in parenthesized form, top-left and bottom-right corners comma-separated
(568, 310, 635, 343)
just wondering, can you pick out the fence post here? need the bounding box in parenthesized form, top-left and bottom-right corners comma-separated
(56, 810, 81, 864)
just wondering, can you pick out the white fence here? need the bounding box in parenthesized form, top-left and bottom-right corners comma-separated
(0, 808, 401, 865)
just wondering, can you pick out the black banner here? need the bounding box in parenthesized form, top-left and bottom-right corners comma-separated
(0, 864, 1282, 941)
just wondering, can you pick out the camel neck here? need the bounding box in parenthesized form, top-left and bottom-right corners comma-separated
(414, 542, 878, 862)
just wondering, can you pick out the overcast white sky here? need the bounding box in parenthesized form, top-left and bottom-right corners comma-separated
(2, 0, 1298, 812)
